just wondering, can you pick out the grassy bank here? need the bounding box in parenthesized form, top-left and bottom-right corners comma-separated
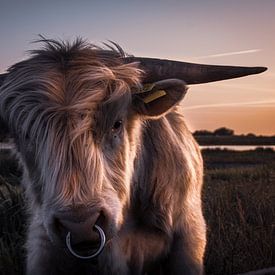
(195, 135, 275, 145)
(202, 148, 275, 274)
(0, 148, 274, 274)
(0, 178, 26, 275)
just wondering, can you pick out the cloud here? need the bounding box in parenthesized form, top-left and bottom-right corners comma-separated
(183, 100, 275, 110)
(192, 49, 262, 60)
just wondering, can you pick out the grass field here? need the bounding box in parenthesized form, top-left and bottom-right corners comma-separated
(0, 148, 274, 274)
(202, 148, 275, 274)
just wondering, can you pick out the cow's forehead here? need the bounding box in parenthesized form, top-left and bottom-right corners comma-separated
(0, 40, 142, 151)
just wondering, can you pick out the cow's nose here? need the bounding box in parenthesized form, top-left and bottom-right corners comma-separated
(55, 210, 105, 245)
(54, 210, 107, 259)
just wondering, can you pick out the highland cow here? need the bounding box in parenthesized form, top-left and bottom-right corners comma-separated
(0, 38, 266, 274)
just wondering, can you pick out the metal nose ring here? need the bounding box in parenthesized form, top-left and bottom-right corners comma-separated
(66, 224, 106, 260)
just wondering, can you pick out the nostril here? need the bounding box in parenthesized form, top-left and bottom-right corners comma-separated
(53, 217, 67, 237)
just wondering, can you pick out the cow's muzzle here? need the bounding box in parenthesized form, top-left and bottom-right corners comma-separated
(66, 224, 106, 259)
(51, 208, 109, 259)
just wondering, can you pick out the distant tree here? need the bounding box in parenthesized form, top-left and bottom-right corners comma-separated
(213, 127, 234, 136)
(193, 130, 214, 136)
(246, 133, 256, 137)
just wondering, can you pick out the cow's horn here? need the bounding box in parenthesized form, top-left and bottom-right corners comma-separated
(125, 57, 267, 84)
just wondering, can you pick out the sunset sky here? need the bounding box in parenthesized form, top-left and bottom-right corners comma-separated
(1, 0, 274, 135)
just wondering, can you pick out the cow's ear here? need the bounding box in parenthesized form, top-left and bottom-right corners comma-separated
(0, 73, 11, 141)
(132, 79, 187, 117)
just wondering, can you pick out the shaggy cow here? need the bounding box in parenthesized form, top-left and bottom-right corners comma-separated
(0, 39, 266, 275)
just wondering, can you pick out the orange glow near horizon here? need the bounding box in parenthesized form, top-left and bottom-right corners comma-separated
(184, 106, 275, 136)
(181, 66, 274, 135)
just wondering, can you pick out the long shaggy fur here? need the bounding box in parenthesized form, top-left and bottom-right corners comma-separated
(0, 39, 206, 274)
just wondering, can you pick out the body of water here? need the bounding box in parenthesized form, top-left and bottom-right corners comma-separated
(200, 145, 275, 151)
(1, 143, 275, 152)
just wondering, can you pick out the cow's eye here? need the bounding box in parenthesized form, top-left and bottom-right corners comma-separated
(112, 120, 123, 132)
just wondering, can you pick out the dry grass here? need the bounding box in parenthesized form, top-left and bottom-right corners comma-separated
(202, 149, 275, 274)
(0, 177, 26, 275)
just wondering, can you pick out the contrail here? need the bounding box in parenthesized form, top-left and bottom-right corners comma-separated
(192, 49, 261, 59)
(184, 100, 275, 110)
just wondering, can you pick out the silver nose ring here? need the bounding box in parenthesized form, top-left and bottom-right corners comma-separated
(66, 224, 106, 260)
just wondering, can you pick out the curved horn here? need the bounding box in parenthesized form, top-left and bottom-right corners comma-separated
(125, 57, 267, 84)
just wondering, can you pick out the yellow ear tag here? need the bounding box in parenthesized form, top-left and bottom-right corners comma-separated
(143, 90, 167, 104)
